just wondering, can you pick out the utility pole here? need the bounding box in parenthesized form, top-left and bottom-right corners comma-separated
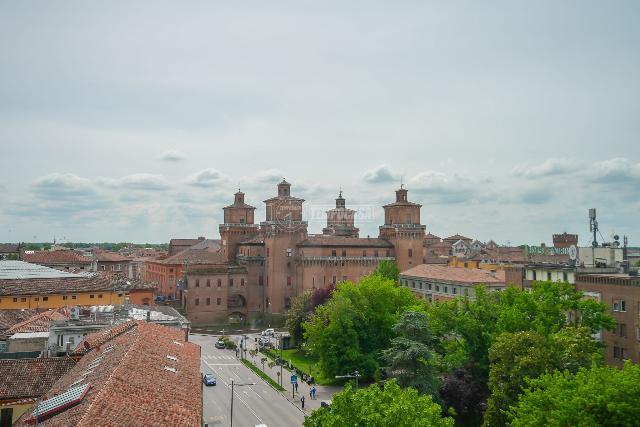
(230, 379, 255, 427)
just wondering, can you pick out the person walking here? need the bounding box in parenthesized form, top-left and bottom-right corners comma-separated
(294, 382, 298, 393)
(300, 395, 305, 409)
(311, 386, 316, 400)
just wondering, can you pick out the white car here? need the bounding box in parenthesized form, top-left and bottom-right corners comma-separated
(261, 328, 275, 336)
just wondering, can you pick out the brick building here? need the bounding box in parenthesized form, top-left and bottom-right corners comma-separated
(575, 273, 640, 366)
(399, 264, 506, 302)
(21, 250, 92, 271)
(91, 249, 132, 277)
(177, 181, 427, 325)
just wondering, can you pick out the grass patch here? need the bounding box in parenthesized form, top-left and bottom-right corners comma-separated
(262, 348, 337, 386)
(241, 358, 285, 391)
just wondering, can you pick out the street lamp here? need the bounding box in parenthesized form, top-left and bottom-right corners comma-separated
(230, 379, 255, 427)
(276, 333, 284, 386)
(335, 370, 361, 390)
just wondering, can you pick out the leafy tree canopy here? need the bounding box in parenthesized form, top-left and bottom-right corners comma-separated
(303, 274, 423, 380)
(374, 260, 400, 282)
(509, 362, 640, 427)
(303, 380, 454, 427)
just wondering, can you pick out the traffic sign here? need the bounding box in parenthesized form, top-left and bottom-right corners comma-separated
(290, 375, 297, 384)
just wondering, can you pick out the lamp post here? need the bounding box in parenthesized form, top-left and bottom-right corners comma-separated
(276, 333, 284, 386)
(335, 370, 361, 390)
(230, 379, 255, 427)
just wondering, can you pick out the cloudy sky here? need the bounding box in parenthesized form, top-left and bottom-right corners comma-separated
(1, 1, 638, 245)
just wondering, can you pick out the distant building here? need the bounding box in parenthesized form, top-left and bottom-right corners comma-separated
(91, 249, 133, 277)
(21, 250, 92, 271)
(0, 244, 20, 260)
(15, 321, 201, 427)
(399, 264, 506, 302)
(169, 237, 206, 256)
(0, 261, 154, 310)
(2, 309, 68, 354)
(553, 232, 578, 248)
(575, 272, 640, 366)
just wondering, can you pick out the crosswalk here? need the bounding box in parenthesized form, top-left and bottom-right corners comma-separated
(203, 354, 241, 362)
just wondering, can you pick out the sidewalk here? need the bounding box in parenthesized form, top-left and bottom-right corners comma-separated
(242, 352, 342, 415)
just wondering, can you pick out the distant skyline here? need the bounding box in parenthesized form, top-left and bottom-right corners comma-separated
(1, 1, 638, 246)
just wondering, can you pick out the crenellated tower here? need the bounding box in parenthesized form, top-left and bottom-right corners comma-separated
(219, 190, 259, 262)
(323, 191, 359, 237)
(379, 186, 426, 272)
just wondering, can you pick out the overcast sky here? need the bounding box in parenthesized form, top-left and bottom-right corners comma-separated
(1, 1, 638, 246)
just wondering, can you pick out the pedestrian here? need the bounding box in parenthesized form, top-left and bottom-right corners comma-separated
(301, 395, 305, 409)
(235, 348, 238, 358)
(311, 386, 316, 400)
(309, 389, 312, 398)
(294, 382, 298, 392)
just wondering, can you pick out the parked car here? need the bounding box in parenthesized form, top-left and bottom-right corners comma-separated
(320, 400, 332, 408)
(215, 339, 226, 349)
(261, 328, 275, 336)
(203, 374, 217, 386)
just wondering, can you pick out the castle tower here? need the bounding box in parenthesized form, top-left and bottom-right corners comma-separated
(379, 186, 426, 272)
(323, 191, 359, 237)
(262, 179, 307, 319)
(219, 190, 258, 262)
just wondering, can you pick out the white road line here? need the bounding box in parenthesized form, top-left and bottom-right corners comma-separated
(202, 359, 265, 425)
(207, 363, 242, 366)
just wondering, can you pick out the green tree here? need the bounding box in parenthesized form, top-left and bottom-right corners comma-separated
(284, 291, 312, 344)
(382, 311, 440, 398)
(374, 260, 400, 282)
(304, 274, 421, 380)
(304, 380, 454, 427)
(484, 327, 604, 427)
(483, 331, 553, 427)
(509, 362, 640, 427)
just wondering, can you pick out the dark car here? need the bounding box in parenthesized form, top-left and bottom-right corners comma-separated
(215, 339, 226, 349)
(203, 374, 216, 386)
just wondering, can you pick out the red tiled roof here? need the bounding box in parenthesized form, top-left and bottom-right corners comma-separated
(16, 321, 201, 427)
(0, 309, 37, 333)
(401, 264, 506, 285)
(0, 358, 75, 400)
(0, 275, 142, 296)
(298, 236, 394, 248)
(443, 234, 473, 242)
(158, 248, 226, 265)
(21, 251, 92, 265)
(5, 309, 68, 335)
(93, 250, 130, 262)
(0, 244, 19, 253)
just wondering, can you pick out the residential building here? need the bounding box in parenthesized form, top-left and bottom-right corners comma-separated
(553, 232, 578, 248)
(20, 250, 92, 271)
(0, 358, 75, 426)
(575, 272, 640, 366)
(91, 249, 132, 277)
(399, 264, 506, 302)
(0, 244, 20, 261)
(0, 261, 127, 310)
(47, 304, 190, 356)
(2, 309, 68, 353)
(169, 237, 206, 256)
(15, 321, 201, 427)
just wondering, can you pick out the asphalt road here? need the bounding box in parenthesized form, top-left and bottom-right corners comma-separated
(191, 334, 305, 427)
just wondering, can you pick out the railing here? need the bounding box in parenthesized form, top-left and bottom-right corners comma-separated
(297, 256, 395, 262)
(380, 224, 426, 229)
(220, 223, 259, 228)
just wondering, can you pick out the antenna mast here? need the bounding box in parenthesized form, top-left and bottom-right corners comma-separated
(589, 208, 598, 247)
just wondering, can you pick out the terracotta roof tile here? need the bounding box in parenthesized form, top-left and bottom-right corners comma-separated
(158, 248, 227, 265)
(92, 250, 130, 263)
(443, 234, 473, 242)
(0, 309, 37, 333)
(401, 264, 506, 285)
(5, 309, 68, 335)
(15, 321, 201, 427)
(21, 251, 92, 265)
(0, 358, 75, 400)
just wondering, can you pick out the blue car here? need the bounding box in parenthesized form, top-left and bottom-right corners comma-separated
(203, 374, 216, 386)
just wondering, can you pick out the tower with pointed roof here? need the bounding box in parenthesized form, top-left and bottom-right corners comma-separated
(379, 186, 426, 271)
(220, 190, 258, 262)
(323, 191, 359, 237)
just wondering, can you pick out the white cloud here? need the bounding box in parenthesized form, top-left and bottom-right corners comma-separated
(512, 158, 582, 178)
(99, 173, 170, 191)
(591, 157, 640, 183)
(158, 149, 186, 161)
(363, 164, 401, 183)
(185, 168, 227, 187)
(32, 173, 95, 198)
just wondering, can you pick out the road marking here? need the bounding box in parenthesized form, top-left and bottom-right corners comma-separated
(207, 363, 241, 366)
(202, 359, 265, 425)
